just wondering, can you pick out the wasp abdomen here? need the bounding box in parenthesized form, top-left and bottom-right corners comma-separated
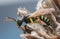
(39, 15, 50, 25)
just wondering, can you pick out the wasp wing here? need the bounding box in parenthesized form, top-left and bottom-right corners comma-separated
(29, 8, 55, 17)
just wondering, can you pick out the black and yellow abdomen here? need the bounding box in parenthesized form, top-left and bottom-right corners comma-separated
(39, 15, 50, 25)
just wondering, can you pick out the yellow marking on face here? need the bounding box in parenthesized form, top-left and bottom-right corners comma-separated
(30, 18, 33, 23)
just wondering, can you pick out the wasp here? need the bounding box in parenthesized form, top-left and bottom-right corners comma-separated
(16, 15, 50, 26)
(17, 7, 56, 26)
(17, 8, 56, 34)
(5, 13, 51, 33)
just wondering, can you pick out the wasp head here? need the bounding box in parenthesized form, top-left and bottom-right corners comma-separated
(16, 20, 23, 27)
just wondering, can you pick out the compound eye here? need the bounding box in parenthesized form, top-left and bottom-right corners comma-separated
(17, 20, 23, 27)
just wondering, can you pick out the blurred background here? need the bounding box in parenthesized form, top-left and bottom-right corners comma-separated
(0, 0, 38, 39)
